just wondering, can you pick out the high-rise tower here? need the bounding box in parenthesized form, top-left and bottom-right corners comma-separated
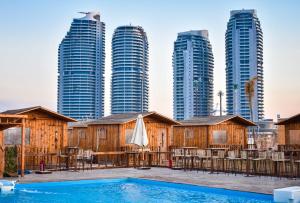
(111, 25, 149, 114)
(173, 30, 214, 120)
(58, 12, 105, 120)
(225, 9, 264, 121)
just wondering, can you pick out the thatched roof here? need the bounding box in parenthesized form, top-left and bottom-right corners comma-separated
(177, 115, 256, 126)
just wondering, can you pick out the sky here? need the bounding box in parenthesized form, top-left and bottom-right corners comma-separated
(0, 0, 299, 120)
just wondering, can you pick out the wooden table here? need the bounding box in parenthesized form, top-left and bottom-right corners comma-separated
(147, 151, 173, 166)
(64, 147, 80, 170)
(92, 151, 126, 168)
(206, 148, 228, 173)
(125, 152, 140, 168)
(178, 147, 198, 170)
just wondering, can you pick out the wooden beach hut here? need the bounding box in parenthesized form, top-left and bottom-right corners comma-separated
(68, 112, 180, 152)
(1, 106, 76, 171)
(276, 113, 300, 145)
(173, 115, 256, 149)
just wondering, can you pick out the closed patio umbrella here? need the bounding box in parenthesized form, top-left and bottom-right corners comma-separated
(130, 114, 150, 169)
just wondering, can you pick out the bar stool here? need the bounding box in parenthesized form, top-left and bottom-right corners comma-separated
(204, 149, 212, 170)
(212, 150, 226, 172)
(226, 150, 241, 174)
(272, 152, 290, 177)
(173, 149, 184, 168)
(239, 150, 248, 173)
(195, 149, 206, 171)
(253, 151, 267, 176)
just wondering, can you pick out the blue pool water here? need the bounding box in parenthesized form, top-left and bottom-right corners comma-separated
(0, 178, 273, 203)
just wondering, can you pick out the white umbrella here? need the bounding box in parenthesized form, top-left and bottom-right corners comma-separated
(130, 114, 148, 147)
(130, 114, 149, 169)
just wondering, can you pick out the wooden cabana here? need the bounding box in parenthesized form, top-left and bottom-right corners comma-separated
(173, 115, 256, 149)
(1, 106, 76, 171)
(276, 113, 300, 145)
(0, 114, 27, 177)
(68, 112, 180, 152)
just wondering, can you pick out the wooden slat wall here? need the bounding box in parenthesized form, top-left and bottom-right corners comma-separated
(19, 110, 69, 168)
(277, 125, 285, 144)
(208, 121, 246, 147)
(69, 116, 174, 152)
(284, 121, 300, 144)
(68, 127, 88, 149)
(88, 124, 120, 152)
(172, 126, 208, 148)
(173, 120, 248, 149)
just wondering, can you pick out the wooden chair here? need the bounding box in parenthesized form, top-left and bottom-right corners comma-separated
(83, 150, 93, 170)
(56, 150, 68, 171)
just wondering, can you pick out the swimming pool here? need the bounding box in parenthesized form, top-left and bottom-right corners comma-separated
(0, 178, 273, 203)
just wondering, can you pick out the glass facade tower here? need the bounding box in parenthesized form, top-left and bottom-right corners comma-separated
(173, 30, 214, 120)
(225, 9, 264, 121)
(58, 12, 105, 120)
(111, 25, 149, 114)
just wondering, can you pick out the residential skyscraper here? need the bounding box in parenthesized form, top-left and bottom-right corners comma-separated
(225, 9, 264, 121)
(173, 30, 214, 120)
(111, 25, 149, 114)
(57, 12, 105, 120)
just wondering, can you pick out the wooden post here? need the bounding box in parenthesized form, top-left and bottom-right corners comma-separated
(21, 119, 25, 177)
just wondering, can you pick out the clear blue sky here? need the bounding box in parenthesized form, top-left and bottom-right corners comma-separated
(0, 0, 299, 119)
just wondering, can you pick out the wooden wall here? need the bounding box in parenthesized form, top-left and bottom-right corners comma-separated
(70, 116, 174, 152)
(277, 125, 285, 145)
(87, 124, 120, 152)
(208, 121, 247, 147)
(172, 120, 248, 149)
(172, 126, 208, 148)
(284, 121, 300, 144)
(121, 117, 172, 151)
(23, 110, 68, 154)
(68, 127, 89, 149)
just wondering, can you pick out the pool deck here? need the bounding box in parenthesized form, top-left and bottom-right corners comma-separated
(15, 168, 300, 194)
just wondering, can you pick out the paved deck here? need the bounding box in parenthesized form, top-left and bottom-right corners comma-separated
(17, 168, 300, 194)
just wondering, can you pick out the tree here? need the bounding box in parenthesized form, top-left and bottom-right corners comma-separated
(245, 76, 258, 142)
(244, 76, 257, 122)
(217, 91, 224, 116)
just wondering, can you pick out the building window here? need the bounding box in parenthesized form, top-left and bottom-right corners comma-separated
(96, 128, 106, 140)
(125, 129, 134, 144)
(212, 130, 227, 144)
(78, 129, 86, 139)
(184, 128, 194, 139)
(4, 127, 30, 145)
